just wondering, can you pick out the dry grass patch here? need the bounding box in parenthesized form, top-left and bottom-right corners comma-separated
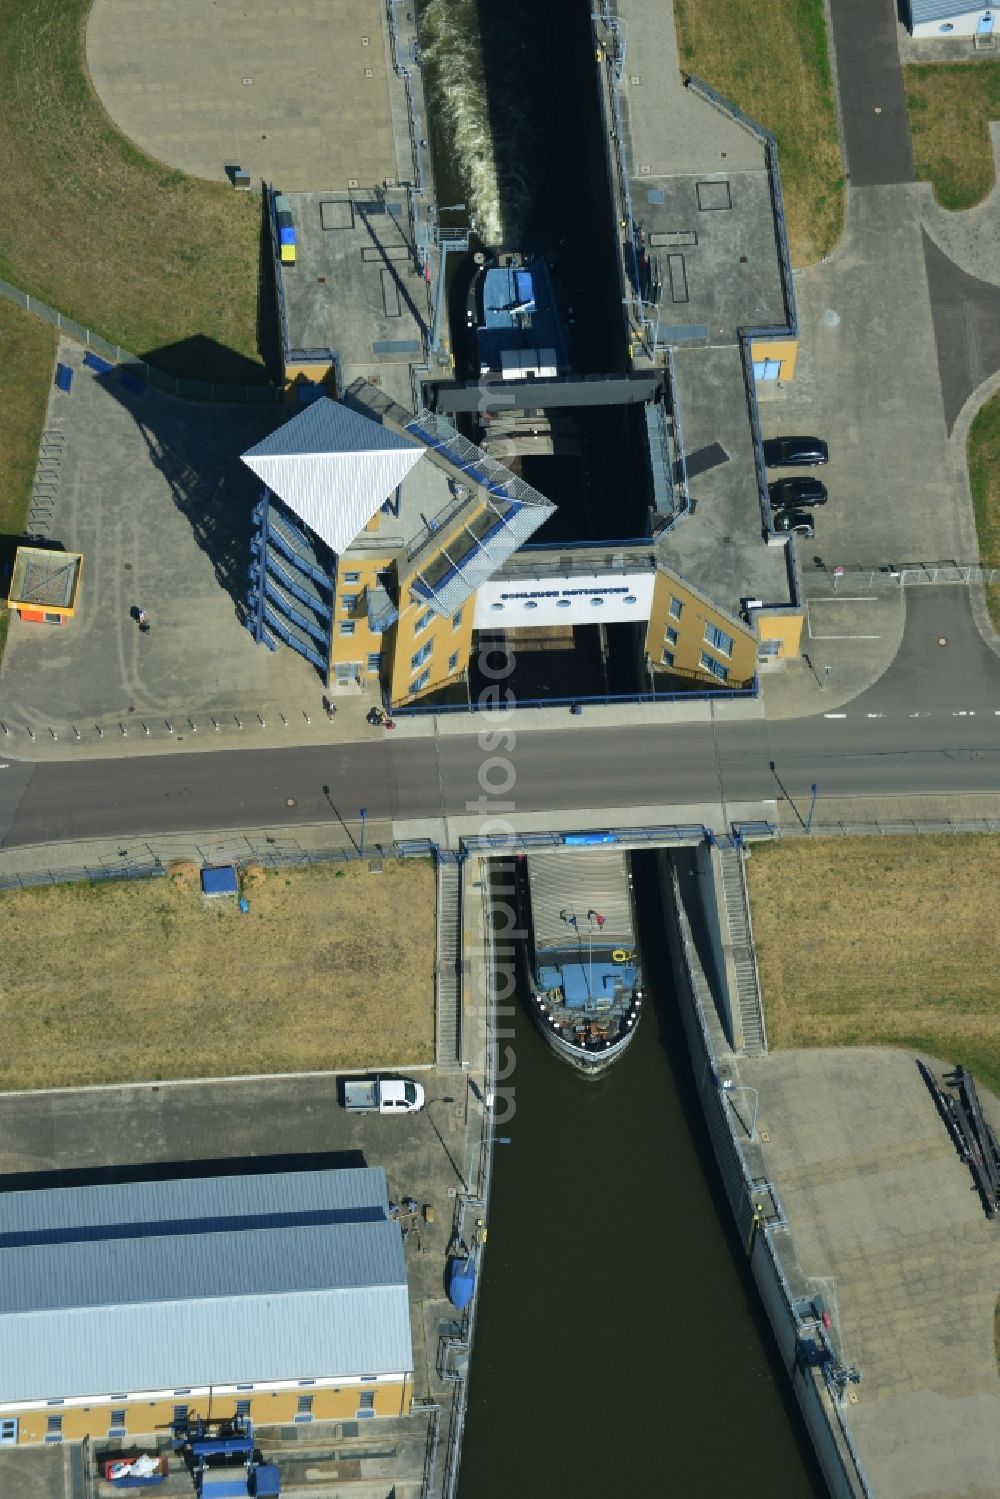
(0, 0, 267, 383)
(673, 0, 843, 264)
(0, 860, 436, 1090)
(746, 835, 1000, 1095)
(968, 386, 1000, 632)
(905, 62, 1000, 211)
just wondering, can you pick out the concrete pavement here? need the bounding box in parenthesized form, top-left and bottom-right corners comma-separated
(738, 1048, 1000, 1499)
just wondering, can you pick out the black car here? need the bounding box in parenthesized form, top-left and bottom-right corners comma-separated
(763, 434, 829, 467)
(774, 509, 815, 538)
(769, 476, 828, 510)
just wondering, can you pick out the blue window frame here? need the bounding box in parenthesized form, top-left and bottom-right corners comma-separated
(704, 622, 734, 657)
(700, 651, 729, 681)
(411, 668, 431, 693)
(415, 610, 433, 635)
(410, 641, 432, 670)
(448, 651, 459, 673)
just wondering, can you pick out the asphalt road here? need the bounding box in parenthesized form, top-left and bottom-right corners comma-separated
(828, 0, 914, 187)
(1, 590, 999, 847)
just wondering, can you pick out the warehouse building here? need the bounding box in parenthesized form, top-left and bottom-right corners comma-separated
(0, 1166, 413, 1446)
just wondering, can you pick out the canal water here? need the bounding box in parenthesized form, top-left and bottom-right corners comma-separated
(458, 857, 828, 1497)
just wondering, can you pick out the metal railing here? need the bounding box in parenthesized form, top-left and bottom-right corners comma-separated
(0, 275, 281, 405)
(807, 560, 1000, 590)
(393, 682, 759, 716)
(669, 862, 873, 1498)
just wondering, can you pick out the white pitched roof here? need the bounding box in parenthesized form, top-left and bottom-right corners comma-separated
(242, 398, 424, 554)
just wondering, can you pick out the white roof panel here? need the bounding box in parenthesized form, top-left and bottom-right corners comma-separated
(242, 398, 424, 554)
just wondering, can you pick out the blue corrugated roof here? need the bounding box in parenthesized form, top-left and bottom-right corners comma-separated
(910, 0, 986, 19)
(0, 1168, 413, 1401)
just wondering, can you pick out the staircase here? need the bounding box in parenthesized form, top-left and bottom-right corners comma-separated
(719, 848, 767, 1055)
(435, 861, 462, 1065)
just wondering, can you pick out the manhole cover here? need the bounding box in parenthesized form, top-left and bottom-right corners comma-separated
(123, 562, 132, 570)
(823, 309, 840, 328)
(242, 77, 254, 85)
(286, 797, 296, 807)
(938, 636, 948, 647)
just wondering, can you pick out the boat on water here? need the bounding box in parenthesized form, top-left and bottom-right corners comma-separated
(518, 847, 643, 1075)
(464, 250, 576, 458)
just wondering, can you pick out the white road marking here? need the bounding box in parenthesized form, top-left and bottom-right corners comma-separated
(866, 713, 885, 719)
(808, 634, 881, 640)
(823, 712, 847, 719)
(807, 596, 881, 603)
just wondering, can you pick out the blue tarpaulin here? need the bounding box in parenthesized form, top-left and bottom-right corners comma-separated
(201, 865, 239, 897)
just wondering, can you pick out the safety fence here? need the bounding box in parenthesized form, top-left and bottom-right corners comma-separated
(737, 817, 1000, 842)
(806, 560, 1000, 592)
(665, 859, 873, 1499)
(0, 276, 281, 405)
(392, 680, 759, 716)
(0, 836, 449, 894)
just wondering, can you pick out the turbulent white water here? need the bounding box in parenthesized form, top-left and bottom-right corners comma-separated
(419, 0, 528, 246)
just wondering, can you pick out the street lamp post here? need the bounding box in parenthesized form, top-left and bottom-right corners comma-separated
(359, 806, 367, 859)
(806, 784, 818, 835)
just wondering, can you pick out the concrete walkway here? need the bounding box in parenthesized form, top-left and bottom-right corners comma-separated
(739, 1047, 1000, 1499)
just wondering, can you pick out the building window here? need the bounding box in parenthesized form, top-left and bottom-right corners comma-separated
(415, 609, 433, 635)
(173, 1405, 189, 1428)
(938, 21, 954, 30)
(340, 594, 358, 613)
(410, 641, 432, 670)
(524, 600, 538, 610)
(555, 598, 571, 609)
(109, 1410, 126, 1433)
(448, 651, 459, 673)
(661, 649, 675, 668)
(666, 627, 678, 646)
(451, 609, 463, 630)
(704, 622, 734, 657)
(358, 1390, 376, 1413)
(46, 1416, 62, 1442)
(340, 621, 356, 636)
(700, 651, 729, 681)
(296, 1395, 313, 1422)
(489, 602, 503, 612)
(0, 1420, 17, 1445)
(367, 651, 382, 672)
(342, 571, 361, 585)
(411, 668, 431, 693)
(590, 596, 604, 608)
(668, 595, 684, 620)
(235, 1400, 251, 1418)
(758, 639, 780, 658)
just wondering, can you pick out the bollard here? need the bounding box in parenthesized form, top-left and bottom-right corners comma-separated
(234, 715, 242, 729)
(0, 722, 8, 736)
(165, 721, 173, 734)
(120, 724, 127, 737)
(258, 714, 266, 728)
(279, 712, 288, 727)
(27, 726, 35, 740)
(49, 728, 58, 741)
(72, 726, 81, 740)
(188, 719, 197, 733)
(211, 716, 220, 731)
(143, 722, 150, 736)
(96, 725, 104, 738)
(303, 712, 311, 725)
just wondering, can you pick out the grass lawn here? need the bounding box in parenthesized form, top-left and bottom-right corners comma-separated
(0, 0, 267, 384)
(967, 387, 1000, 630)
(746, 835, 1000, 1097)
(905, 62, 1000, 211)
(0, 859, 436, 1090)
(0, 299, 58, 656)
(673, 0, 843, 265)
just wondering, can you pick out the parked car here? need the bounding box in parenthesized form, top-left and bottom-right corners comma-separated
(763, 435, 829, 467)
(774, 509, 815, 538)
(769, 476, 828, 510)
(341, 1076, 426, 1114)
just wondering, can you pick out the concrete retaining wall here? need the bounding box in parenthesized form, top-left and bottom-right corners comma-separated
(657, 848, 870, 1499)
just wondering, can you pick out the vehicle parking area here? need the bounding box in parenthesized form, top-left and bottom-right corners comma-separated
(760, 187, 965, 592)
(0, 340, 331, 733)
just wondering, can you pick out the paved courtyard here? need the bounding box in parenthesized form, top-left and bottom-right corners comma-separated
(740, 1047, 1000, 1499)
(86, 0, 406, 192)
(0, 339, 355, 734)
